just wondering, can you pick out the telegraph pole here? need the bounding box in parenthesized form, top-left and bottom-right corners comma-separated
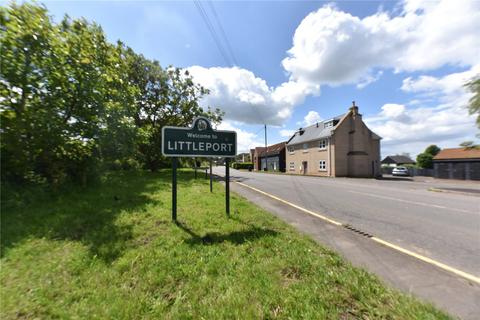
(264, 124, 267, 149)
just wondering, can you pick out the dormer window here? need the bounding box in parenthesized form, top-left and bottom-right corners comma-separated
(324, 121, 333, 128)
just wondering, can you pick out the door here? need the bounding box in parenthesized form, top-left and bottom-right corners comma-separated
(302, 161, 308, 175)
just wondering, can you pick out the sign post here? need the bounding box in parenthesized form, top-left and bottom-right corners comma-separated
(172, 157, 177, 222)
(209, 159, 213, 193)
(194, 157, 197, 179)
(226, 158, 230, 216)
(162, 117, 237, 220)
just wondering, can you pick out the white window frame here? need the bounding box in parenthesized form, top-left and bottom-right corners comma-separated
(318, 139, 327, 150)
(289, 162, 295, 171)
(287, 146, 295, 154)
(319, 160, 327, 171)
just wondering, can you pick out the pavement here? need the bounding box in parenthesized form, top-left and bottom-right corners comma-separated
(213, 167, 480, 319)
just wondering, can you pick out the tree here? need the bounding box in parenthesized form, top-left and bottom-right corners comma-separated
(459, 141, 479, 149)
(1, 2, 223, 186)
(424, 145, 441, 156)
(465, 77, 480, 128)
(129, 56, 223, 171)
(416, 153, 433, 169)
(416, 144, 441, 169)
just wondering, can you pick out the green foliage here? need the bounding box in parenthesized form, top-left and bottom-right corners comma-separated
(1, 171, 450, 319)
(232, 162, 254, 170)
(424, 145, 441, 156)
(0, 3, 223, 187)
(465, 77, 480, 128)
(416, 153, 434, 169)
(459, 141, 479, 149)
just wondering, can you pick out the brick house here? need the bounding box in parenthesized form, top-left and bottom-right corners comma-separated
(285, 103, 381, 177)
(250, 141, 286, 172)
(433, 148, 480, 180)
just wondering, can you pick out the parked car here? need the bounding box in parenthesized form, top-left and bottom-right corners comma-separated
(392, 166, 410, 176)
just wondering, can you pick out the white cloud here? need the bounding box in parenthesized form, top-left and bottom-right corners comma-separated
(401, 65, 480, 102)
(217, 121, 263, 153)
(279, 129, 295, 138)
(303, 110, 323, 126)
(365, 66, 479, 157)
(188, 0, 479, 134)
(357, 71, 383, 89)
(282, 0, 480, 87)
(188, 66, 316, 126)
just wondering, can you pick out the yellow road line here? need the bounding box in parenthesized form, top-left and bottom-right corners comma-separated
(371, 237, 480, 284)
(234, 181, 480, 285)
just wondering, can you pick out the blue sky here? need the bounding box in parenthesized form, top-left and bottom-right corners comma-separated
(22, 0, 480, 157)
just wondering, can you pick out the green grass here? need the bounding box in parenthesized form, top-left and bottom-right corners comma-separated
(1, 170, 449, 319)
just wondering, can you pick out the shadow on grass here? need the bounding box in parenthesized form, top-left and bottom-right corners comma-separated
(175, 221, 278, 246)
(1, 170, 199, 263)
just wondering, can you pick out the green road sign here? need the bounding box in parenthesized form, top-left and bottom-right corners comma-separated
(162, 117, 237, 157)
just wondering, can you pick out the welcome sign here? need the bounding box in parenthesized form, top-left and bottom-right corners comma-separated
(162, 117, 237, 157)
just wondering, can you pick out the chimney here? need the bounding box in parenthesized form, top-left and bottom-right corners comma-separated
(349, 100, 359, 117)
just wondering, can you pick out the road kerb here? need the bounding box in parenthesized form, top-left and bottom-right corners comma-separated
(234, 181, 480, 285)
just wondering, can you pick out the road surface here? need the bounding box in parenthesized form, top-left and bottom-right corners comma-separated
(214, 167, 480, 277)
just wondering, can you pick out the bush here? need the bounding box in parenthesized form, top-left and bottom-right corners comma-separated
(232, 162, 253, 170)
(122, 158, 141, 171)
(416, 153, 433, 169)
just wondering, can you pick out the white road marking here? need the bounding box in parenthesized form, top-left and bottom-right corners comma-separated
(348, 190, 475, 214)
(234, 181, 480, 285)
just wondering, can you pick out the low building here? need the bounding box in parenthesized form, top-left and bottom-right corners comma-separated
(250, 142, 286, 172)
(381, 155, 415, 167)
(250, 147, 264, 171)
(433, 148, 480, 180)
(285, 102, 381, 177)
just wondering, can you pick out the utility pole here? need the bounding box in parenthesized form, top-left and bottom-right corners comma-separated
(264, 124, 267, 149)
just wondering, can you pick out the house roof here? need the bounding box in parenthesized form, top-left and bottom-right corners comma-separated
(255, 141, 286, 157)
(286, 114, 344, 145)
(433, 148, 480, 160)
(382, 155, 415, 164)
(286, 111, 381, 145)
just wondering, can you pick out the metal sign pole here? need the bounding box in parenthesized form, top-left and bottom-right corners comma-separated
(172, 157, 177, 222)
(226, 158, 230, 217)
(194, 157, 197, 179)
(209, 159, 213, 193)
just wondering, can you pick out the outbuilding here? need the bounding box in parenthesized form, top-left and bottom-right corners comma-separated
(381, 155, 415, 167)
(433, 148, 480, 180)
(250, 142, 286, 172)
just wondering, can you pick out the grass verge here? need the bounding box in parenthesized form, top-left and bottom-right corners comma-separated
(1, 170, 449, 319)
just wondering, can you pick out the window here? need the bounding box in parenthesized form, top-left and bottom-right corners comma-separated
(324, 121, 333, 128)
(319, 160, 327, 171)
(289, 162, 295, 171)
(319, 139, 327, 150)
(303, 143, 308, 152)
(287, 146, 295, 153)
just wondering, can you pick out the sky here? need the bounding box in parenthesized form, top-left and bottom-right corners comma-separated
(15, 0, 480, 157)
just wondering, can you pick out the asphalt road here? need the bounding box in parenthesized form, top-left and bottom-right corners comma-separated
(213, 167, 480, 277)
